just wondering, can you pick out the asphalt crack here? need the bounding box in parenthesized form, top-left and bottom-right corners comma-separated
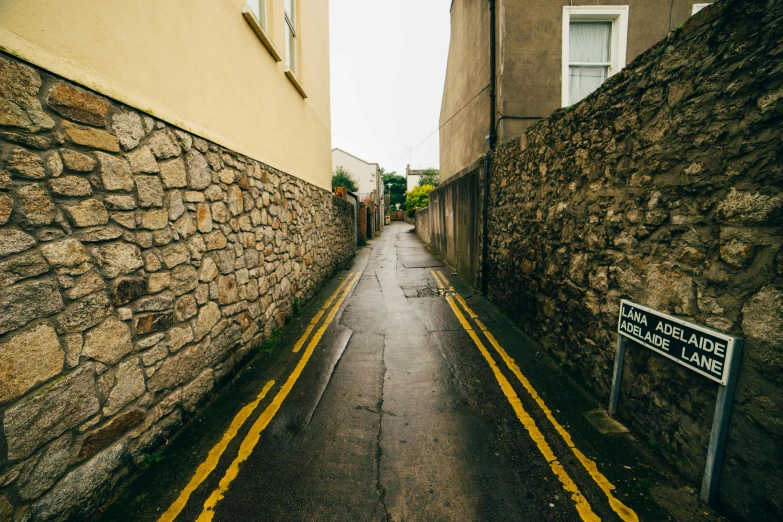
(375, 346, 391, 522)
(372, 235, 392, 522)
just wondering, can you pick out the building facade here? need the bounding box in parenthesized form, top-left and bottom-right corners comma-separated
(331, 148, 384, 236)
(331, 148, 380, 198)
(0, 0, 332, 189)
(439, 0, 713, 182)
(405, 165, 423, 191)
(0, 1, 357, 520)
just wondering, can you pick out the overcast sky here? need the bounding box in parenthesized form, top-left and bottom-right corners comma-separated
(329, 0, 451, 175)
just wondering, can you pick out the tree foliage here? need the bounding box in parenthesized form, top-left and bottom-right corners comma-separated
(405, 184, 434, 216)
(381, 168, 407, 209)
(331, 165, 358, 192)
(417, 168, 440, 187)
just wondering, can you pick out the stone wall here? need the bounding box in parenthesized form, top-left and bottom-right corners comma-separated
(485, 1, 782, 519)
(0, 53, 355, 521)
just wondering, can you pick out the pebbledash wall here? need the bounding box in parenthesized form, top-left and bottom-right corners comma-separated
(421, 1, 783, 520)
(0, 53, 354, 521)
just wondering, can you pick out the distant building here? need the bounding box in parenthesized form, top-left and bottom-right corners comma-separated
(439, 0, 712, 183)
(331, 148, 384, 234)
(405, 165, 423, 191)
(331, 148, 380, 199)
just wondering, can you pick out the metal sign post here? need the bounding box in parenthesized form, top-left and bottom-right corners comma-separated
(608, 334, 625, 417)
(608, 300, 744, 506)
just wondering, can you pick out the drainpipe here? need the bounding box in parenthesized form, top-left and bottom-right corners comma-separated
(482, 0, 496, 296)
(488, 0, 497, 150)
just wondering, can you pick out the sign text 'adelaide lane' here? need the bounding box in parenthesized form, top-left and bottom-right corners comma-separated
(617, 300, 738, 385)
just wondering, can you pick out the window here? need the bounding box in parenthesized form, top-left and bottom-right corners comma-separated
(562, 6, 629, 107)
(692, 3, 712, 15)
(284, 0, 296, 72)
(242, 0, 281, 61)
(283, 0, 306, 97)
(248, 0, 266, 30)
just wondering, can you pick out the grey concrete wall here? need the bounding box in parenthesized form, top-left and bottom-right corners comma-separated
(415, 207, 431, 246)
(487, 2, 783, 519)
(424, 167, 481, 288)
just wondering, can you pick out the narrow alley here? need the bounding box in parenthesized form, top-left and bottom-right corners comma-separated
(94, 223, 691, 522)
(1, 2, 781, 521)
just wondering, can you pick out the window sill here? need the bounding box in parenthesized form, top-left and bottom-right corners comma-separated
(242, 6, 282, 62)
(285, 69, 307, 98)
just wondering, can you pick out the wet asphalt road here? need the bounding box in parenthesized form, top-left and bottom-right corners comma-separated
(96, 222, 694, 522)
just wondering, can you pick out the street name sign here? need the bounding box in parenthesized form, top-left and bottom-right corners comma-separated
(617, 300, 738, 385)
(608, 299, 744, 507)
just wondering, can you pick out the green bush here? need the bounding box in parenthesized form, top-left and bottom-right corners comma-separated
(404, 184, 434, 216)
(331, 166, 358, 192)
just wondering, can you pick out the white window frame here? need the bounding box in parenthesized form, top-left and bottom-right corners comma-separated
(284, 0, 297, 72)
(691, 3, 712, 15)
(283, 0, 306, 98)
(561, 6, 629, 107)
(242, 0, 281, 62)
(250, 0, 267, 30)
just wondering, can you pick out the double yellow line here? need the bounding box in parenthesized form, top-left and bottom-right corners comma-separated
(432, 270, 638, 522)
(159, 272, 361, 522)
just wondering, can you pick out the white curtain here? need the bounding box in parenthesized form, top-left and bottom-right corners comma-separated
(569, 22, 611, 105)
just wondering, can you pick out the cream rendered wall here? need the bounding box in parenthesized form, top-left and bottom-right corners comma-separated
(331, 148, 378, 196)
(0, 0, 332, 190)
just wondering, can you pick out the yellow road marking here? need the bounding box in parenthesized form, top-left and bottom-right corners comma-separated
(441, 274, 639, 522)
(430, 270, 445, 290)
(453, 293, 477, 318)
(291, 325, 315, 353)
(325, 274, 359, 323)
(156, 380, 275, 522)
(196, 271, 361, 522)
(482, 327, 638, 522)
(437, 271, 475, 317)
(293, 274, 352, 353)
(436, 270, 454, 292)
(445, 296, 599, 521)
(323, 274, 353, 309)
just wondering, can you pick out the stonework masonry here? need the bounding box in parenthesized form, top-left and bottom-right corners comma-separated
(421, 1, 782, 520)
(0, 53, 354, 521)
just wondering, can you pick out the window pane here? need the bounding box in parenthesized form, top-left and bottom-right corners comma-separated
(285, 24, 296, 71)
(285, 24, 291, 66)
(569, 66, 608, 105)
(569, 22, 611, 63)
(248, 0, 261, 22)
(249, 0, 266, 29)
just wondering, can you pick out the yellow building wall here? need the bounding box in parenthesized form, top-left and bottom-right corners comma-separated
(0, 0, 332, 190)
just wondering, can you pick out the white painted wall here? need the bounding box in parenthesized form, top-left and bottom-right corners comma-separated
(331, 148, 379, 196)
